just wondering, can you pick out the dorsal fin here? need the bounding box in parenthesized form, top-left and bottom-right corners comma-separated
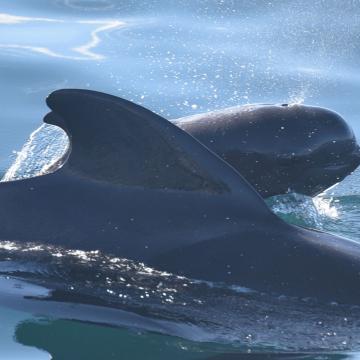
(44, 89, 264, 200)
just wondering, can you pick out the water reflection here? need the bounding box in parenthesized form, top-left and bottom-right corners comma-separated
(0, 12, 124, 60)
(15, 318, 360, 360)
(62, 0, 116, 12)
(0, 306, 48, 360)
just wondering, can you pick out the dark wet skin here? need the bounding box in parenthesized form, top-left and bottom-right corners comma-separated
(176, 104, 360, 197)
(2, 89, 360, 305)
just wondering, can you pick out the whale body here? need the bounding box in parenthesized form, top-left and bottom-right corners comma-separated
(1, 89, 360, 304)
(176, 104, 360, 197)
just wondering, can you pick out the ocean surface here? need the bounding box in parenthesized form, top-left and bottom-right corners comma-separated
(0, 0, 360, 359)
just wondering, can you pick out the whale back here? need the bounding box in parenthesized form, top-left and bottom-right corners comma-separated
(44, 89, 270, 209)
(3, 90, 360, 304)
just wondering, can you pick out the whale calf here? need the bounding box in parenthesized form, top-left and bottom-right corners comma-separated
(176, 104, 360, 197)
(1, 89, 360, 304)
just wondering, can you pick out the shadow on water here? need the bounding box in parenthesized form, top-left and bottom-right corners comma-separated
(15, 318, 353, 360)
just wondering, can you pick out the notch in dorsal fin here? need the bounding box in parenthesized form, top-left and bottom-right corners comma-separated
(44, 89, 262, 199)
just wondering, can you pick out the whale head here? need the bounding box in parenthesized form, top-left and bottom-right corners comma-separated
(177, 104, 360, 198)
(266, 104, 360, 196)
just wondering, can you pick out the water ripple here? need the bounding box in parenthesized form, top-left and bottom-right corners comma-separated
(0, 12, 125, 60)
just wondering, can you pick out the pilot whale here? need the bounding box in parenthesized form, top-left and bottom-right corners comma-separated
(1, 89, 360, 304)
(175, 104, 360, 198)
(32, 100, 360, 198)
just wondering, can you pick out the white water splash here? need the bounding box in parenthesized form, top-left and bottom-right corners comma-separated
(1, 124, 68, 182)
(288, 88, 307, 105)
(269, 192, 339, 230)
(313, 195, 339, 219)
